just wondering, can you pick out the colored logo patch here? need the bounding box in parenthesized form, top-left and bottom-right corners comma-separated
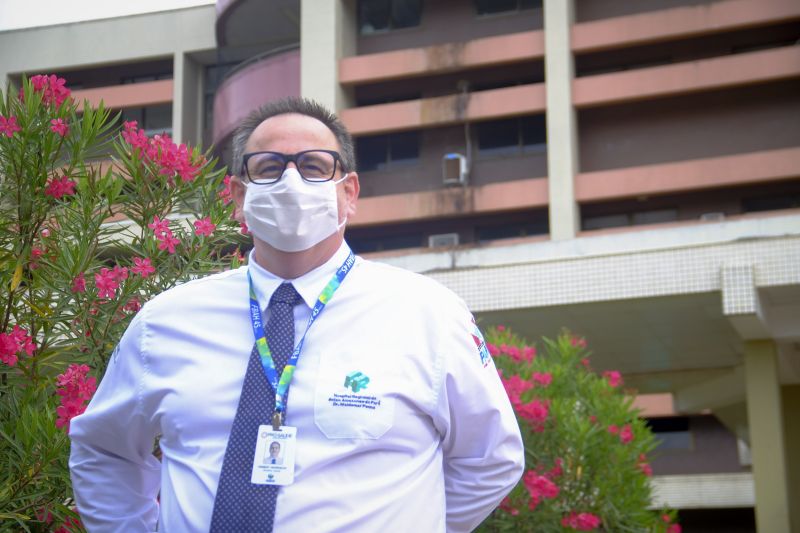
(344, 371, 370, 392)
(471, 318, 491, 368)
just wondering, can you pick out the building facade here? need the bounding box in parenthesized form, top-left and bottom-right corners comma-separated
(2, 1, 799, 531)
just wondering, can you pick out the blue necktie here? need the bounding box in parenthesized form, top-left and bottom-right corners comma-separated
(210, 282, 301, 531)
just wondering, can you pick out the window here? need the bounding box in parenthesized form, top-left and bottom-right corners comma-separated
(120, 104, 173, 137)
(356, 131, 420, 171)
(582, 208, 677, 231)
(359, 0, 422, 34)
(477, 115, 546, 156)
(348, 233, 423, 253)
(646, 417, 692, 451)
(475, 0, 539, 16)
(742, 193, 800, 213)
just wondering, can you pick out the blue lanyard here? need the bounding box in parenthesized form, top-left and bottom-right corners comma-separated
(247, 250, 355, 429)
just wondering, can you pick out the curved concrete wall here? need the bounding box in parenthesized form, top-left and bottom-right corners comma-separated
(212, 48, 300, 146)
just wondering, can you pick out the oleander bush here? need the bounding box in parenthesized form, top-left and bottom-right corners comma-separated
(0, 75, 243, 531)
(477, 327, 682, 533)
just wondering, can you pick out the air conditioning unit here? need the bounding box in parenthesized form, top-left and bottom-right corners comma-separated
(442, 153, 468, 186)
(428, 233, 460, 248)
(699, 212, 725, 222)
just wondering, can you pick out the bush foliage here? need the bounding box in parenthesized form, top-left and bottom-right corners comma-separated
(478, 327, 681, 533)
(0, 75, 242, 531)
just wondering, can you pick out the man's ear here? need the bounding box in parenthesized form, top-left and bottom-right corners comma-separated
(343, 172, 360, 218)
(231, 176, 247, 224)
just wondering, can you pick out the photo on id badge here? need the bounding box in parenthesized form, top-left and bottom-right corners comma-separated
(251, 425, 296, 485)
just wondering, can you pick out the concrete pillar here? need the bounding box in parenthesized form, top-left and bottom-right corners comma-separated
(782, 384, 800, 533)
(172, 51, 203, 146)
(300, 0, 356, 112)
(744, 340, 791, 533)
(543, 0, 580, 241)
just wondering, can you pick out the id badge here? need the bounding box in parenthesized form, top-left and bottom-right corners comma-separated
(251, 425, 297, 486)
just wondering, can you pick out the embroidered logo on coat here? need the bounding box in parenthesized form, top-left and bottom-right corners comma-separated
(471, 318, 492, 368)
(343, 371, 370, 392)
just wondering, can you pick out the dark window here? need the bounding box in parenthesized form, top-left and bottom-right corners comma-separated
(583, 208, 677, 231)
(646, 417, 692, 451)
(356, 131, 420, 171)
(477, 115, 546, 156)
(348, 233, 423, 253)
(742, 193, 800, 213)
(475, 0, 539, 15)
(359, 0, 422, 34)
(120, 104, 173, 137)
(476, 220, 547, 242)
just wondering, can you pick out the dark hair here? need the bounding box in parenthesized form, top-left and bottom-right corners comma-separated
(232, 97, 355, 177)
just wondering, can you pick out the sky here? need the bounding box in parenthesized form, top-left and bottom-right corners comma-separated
(0, 0, 214, 31)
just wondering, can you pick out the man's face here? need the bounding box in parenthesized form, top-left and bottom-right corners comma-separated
(232, 113, 359, 231)
(269, 442, 280, 458)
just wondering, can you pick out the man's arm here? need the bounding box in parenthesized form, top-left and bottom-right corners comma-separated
(433, 300, 525, 533)
(69, 310, 162, 532)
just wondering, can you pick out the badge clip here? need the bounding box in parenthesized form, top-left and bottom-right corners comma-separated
(272, 411, 282, 430)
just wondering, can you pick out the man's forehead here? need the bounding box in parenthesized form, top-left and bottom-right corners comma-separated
(247, 113, 336, 149)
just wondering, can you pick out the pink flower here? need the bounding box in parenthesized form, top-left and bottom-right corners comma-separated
(123, 296, 141, 313)
(507, 345, 522, 362)
(45, 176, 77, 199)
(10, 325, 36, 356)
(50, 118, 69, 137)
(193, 216, 216, 237)
(517, 399, 549, 431)
(0, 115, 21, 137)
(111, 265, 128, 281)
(218, 175, 234, 204)
(0, 325, 36, 367)
(0, 334, 19, 366)
(531, 372, 552, 387)
(638, 462, 653, 477)
(26, 74, 71, 106)
(498, 496, 519, 516)
(523, 470, 559, 510)
(95, 268, 119, 299)
(240, 221, 250, 235)
(562, 512, 602, 531)
(71, 273, 86, 293)
(603, 370, 623, 388)
(55, 364, 96, 431)
(607, 424, 619, 435)
(487, 343, 500, 357)
(570, 335, 587, 348)
(547, 457, 564, 479)
(120, 122, 202, 181)
(131, 257, 155, 277)
(496, 325, 506, 332)
(667, 525, 682, 533)
(522, 346, 536, 362)
(157, 229, 180, 254)
(148, 215, 170, 237)
(619, 424, 634, 444)
(501, 374, 532, 407)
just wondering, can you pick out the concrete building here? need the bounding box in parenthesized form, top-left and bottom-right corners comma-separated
(2, 1, 799, 531)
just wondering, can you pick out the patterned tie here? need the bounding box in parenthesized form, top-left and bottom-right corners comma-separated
(210, 282, 301, 532)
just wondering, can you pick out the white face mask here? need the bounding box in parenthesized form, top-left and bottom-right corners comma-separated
(243, 167, 348, 252)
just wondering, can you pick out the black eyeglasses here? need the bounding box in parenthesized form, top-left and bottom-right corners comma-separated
(241, 150, 347, 184)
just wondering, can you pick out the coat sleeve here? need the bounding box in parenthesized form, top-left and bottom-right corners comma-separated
(431, 297, 525, 532)
(68, 308, 162, 532)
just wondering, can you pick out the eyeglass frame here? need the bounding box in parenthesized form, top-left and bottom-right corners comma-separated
(241, 149, 349, 184)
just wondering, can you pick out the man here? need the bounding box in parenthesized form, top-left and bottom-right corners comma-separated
(69, 98, 524, 532)
(266, 441, 283, 465)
